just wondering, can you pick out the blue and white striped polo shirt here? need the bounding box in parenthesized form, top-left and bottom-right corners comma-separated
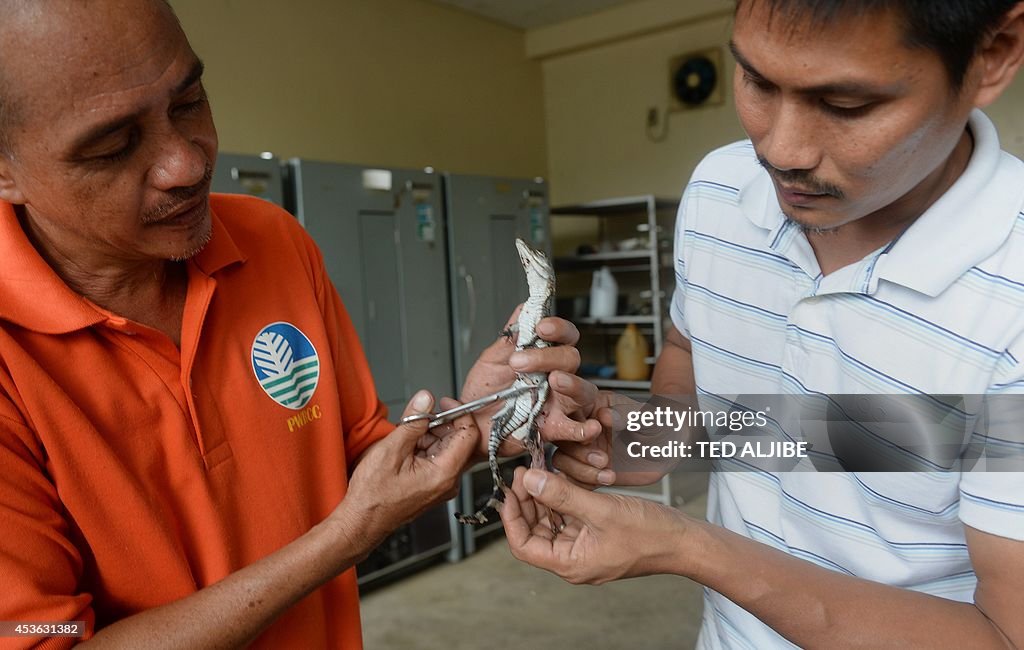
(672, 110, 1024, 650)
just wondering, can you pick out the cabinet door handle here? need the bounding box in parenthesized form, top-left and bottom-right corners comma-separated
(230, 167, 271, 181)
(459, 266, 477, 354)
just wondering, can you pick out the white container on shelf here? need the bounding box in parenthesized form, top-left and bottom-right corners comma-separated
(589, 266, 618, 318)
(615, 323, 650, 381)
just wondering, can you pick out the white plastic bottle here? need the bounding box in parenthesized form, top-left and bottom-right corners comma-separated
(589, 266, 618, 319)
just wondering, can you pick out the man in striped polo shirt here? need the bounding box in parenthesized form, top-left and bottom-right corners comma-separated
(502, 1, 1024, 647)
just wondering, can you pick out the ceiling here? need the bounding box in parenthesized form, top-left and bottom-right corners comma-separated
(429, 0, 648, 29)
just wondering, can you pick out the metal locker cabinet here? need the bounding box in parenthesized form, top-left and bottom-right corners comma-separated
(287, 160, 462, 576)
(212, 152, 286, 207)
(286, 160, 455, 417)
(443, 173, 550, 393)
(443, 173, 549, 556)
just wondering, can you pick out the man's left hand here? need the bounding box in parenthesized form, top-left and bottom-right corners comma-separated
(499, 466, 690, 585)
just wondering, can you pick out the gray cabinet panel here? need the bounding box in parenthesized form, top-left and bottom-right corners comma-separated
(212, 153, 285, 207)
(445, 174, 549, 391)
(288, 160, 454, 415)
(359, 211, 405, 404)
(488, 215, 522, 332)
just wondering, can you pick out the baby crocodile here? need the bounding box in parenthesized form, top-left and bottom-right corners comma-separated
(457, 238, 554, 525)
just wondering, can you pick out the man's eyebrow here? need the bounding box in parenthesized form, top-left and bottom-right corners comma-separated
(68, 58, 206, 155)
(729, 40, 769, 83)
(175, 58, 205, 95)
(68, 114, 139, 156)
(728, 39, 900, 97)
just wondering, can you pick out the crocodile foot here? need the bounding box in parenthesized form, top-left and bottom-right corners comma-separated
(500, 322, 519, 342)
(455, 492, 504, 526)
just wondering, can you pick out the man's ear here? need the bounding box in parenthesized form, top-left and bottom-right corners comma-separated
(0, 155, 26, 204)
(973, 3, 1024, 108)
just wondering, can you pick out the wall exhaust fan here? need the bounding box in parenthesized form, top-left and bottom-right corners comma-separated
(668, 47, 724, 110)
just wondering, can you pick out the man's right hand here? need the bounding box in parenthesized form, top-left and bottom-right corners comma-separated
(334, 391, 478, 556)
(551, 325, 698, 489)
(82, 391, 476, 648)
(547, 383, 674, 489)
(544, 381, 618, 488)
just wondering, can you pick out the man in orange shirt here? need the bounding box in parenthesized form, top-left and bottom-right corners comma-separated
(0, 0, 598, 647)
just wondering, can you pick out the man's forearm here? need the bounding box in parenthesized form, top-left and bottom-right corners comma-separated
(82, 505, 371, 649)
(650, 327, 696, 396)
(671, 518, 1012, 649)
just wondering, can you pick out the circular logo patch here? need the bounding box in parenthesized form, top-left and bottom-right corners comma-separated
(251, 322, 321, 410)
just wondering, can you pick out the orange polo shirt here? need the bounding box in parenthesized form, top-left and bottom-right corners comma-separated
(0, 195, 393, 648)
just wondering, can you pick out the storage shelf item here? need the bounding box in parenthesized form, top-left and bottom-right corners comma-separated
(576, 315, 657, 325)
(551, 194, 679, 508)
(557, 250, 652, 263)
(550, 194, 679, 216)
(550, 194, 677, 390)
(587, 377, 654, 390)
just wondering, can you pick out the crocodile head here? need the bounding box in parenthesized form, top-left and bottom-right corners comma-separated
(515, 238, 554, 291)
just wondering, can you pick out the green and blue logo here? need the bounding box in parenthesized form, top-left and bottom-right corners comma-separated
(251, 322, 320, 410)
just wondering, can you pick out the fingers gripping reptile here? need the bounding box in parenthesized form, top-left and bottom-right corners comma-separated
(456, 238, 556, 526)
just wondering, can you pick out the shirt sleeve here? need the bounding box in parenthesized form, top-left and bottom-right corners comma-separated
(0, 405, 96, 648)
(669, 184, 692, 338)
(958, 346, 1024, 540)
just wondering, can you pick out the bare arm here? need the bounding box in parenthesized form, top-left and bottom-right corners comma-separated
(501, 469, 1024, 649)
(82, 392, 477, 648)
(83, 505, 367, 648)
(650, 325, 696, 396)
(681, 519, 1022, 649)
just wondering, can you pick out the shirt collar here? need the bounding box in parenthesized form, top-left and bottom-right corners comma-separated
(874, 110, 1024, 296)
(193, 199, 246, 276)
(0, 198, 245, 334)
(739, 164, 782, 231)
(0, 202, 104, 333)
(738, 160, 821, 277)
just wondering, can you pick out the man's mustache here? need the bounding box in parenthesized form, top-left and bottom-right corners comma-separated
(142, 164, 214, 223)
(757, 155, 844, 199)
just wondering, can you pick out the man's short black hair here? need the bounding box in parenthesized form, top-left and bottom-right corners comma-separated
(736, 0, 1021, 92)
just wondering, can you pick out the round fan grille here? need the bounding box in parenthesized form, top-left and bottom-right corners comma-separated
(672, 55, 717, 107)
